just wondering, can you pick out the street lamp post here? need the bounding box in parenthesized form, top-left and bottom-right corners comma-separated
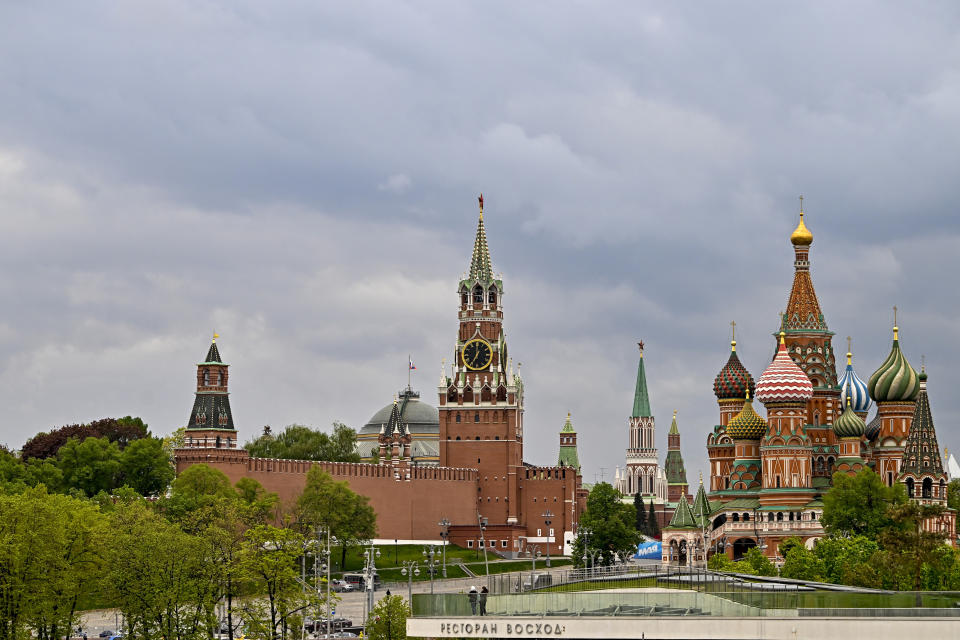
(527, 544, 541, 571)
(362, 543, 381, 625)
(541, 510, 554, 567)
(400, 561, 420, 605)
(422, 545, 440, 595)
(438, 518, 451, 578)
(477, 513, 490, 581)
(579, 526, 593, 574)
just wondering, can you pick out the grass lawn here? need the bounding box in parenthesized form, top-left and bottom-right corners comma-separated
(333, 543, 480, 573)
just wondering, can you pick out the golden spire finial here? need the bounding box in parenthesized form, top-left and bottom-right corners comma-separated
(699, 470, 703, 485)
(478, 193, 484, 220)
(846, 336, 852, 365)
(673, 409, 678, 417)
(730, 320, 737, 351)
(745, 387, 751, 401)
(567, 411, 571, 420)
(921, 354, 925, 373)
(212, 331, 219, 343)
(779, 330, 786, 345)
(790, 196, 813, 246)
(893, 305, 899, 340)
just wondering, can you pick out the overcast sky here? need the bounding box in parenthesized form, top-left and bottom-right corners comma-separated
(1, 2, 959, 487)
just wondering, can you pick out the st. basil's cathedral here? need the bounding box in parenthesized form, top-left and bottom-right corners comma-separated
(661, 203, 955, 564)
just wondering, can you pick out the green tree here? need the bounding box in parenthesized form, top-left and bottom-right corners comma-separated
(165, 463, 236, 517)
(948, 479, 960, 533)
(56, 436, 122, 496)
(244, 423, 361, 462)
(821, 469, 906, 539)
(744, 547, 776, 576)
(647, 500, 660, 538)
(879, 501, 948, 597)
(119, 437, 174, 496)
(22, 416, 149, 460)
(634, 493, 647, 536)
(571, 483, 641, 567)
(366, 594, 410, 640)
(813, 535, 880, 585)
(235, 477, 279, 524)
(0, 487, 105, 640)
(102, 501, 220, 639)
(239, 525, 317, 639)
(295, 467, 377, 569)
(780, 544, 823, 581)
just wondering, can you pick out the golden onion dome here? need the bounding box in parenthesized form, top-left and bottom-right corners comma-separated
(790, 210, 813, 246)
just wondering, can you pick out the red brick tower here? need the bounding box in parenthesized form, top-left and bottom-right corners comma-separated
(182, 335, 240, 451)
(438, 195, 524, 527)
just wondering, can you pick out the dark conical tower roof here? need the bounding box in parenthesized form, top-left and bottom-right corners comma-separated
(203, 340, 223, 364)
(468, 194, 493, 283)
(900, 371, 944, 477)
(186, 338, 235, 432)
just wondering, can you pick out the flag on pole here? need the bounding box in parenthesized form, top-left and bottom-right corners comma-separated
(409, 356, 416, 370)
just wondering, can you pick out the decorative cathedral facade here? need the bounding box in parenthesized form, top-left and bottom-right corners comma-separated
(175, 197, 585, 554)
(663, 203, 955, 565)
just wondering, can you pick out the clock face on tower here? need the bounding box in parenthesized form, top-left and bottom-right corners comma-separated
(462, 338, 493, 370)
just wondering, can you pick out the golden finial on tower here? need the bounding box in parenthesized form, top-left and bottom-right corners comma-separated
(779, 330, 786, 345)
(478, 193, 484, 220)
(921, 354, 926, 373)
(730, 320, 737, 351)
(790, 195, 813, 246)
(638, 340, 645, 357)
(893, 305, 899, 340)
(212, 331, 219, 343)
(846, 336, 852, 365)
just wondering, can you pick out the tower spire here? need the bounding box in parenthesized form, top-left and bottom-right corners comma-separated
(469, 194, 493, 282)
(632, 341, 652, 417)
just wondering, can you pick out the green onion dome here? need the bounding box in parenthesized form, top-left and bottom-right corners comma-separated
(867, 326, 920, 402)
(833, 397, 866, 438)
(726, 390, 768, 440)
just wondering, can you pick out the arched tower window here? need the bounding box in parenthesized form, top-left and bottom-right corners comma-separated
(813, 411, 820, 426)
(456, 412, 461, 423)
(922, 477, 933, 498)
(474, 413, 480, 423)
(488, 287, 497, 305)
(905, 477, 915, 497)
(473, 285, 483, 305)
(203, 370, 210, 385)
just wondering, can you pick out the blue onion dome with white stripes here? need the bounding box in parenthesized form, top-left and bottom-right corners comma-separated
(837, 350, 871, 414)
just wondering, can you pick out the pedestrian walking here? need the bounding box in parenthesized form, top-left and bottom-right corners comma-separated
(468, 585, 478, 615)
(479, 586, 488, 616)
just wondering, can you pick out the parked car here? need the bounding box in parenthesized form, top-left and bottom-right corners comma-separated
(343, 573, 380, 590)
(99, 632, 116, 638)
(330, 578, 355, 592)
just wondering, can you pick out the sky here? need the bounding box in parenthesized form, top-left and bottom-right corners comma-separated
(1, 2, 959, 487)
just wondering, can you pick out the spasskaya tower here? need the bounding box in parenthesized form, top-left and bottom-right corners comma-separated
(438, 195, 525, 526)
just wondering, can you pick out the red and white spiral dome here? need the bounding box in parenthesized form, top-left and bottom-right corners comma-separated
(755, 334, 814, 404)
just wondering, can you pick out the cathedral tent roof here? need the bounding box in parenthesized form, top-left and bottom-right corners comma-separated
(667, 495, 699, 529)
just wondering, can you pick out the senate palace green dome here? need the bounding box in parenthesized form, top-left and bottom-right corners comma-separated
(356, 388, 440, 464)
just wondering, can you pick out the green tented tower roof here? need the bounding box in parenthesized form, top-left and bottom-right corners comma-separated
(667, 495, 698, 529)
(632, 346, 652, 418)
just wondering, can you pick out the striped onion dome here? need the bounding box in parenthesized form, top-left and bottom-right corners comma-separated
(868, 326, 920, 403)
(714, 341, 756, 400)
(865, 414, 882, 441)
(833, 396, 866, 438)
(726, 390, 768, 440)
(755, 333, 814, 405)
(837, 351, 872, 414)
